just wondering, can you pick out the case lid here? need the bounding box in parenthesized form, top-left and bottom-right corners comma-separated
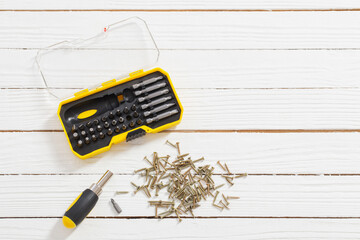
(36, 17, 160, 99)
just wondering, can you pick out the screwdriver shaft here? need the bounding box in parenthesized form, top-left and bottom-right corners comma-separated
(132, 76, 163, 90)
(146, 109, 179, 124)
(140, 96, 172, 110)
(138, 89, 169, 103)
(144, 103, 175, 117)
(134, 82, 166, 96)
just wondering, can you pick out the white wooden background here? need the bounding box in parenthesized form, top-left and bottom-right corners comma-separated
(1, 1, 360, 239)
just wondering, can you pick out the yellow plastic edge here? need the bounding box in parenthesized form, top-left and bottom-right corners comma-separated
(62, 216, 76, 229)
(57, 68, 183, 160)
(66, 192, 83, 211)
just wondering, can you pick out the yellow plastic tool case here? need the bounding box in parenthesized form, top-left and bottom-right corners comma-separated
(36, 17, 183, 159)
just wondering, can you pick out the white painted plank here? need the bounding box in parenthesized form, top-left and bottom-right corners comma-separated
(1, 175, 360, 217)
(3, 49, 360, 89)
(0, 88, 359, 130)
(1, 219, 359, 240)
(1, 132, 360, 174)
(3, 12, 360, 49)
(1, 218, 360, 240)
(3, 0, 360, 10)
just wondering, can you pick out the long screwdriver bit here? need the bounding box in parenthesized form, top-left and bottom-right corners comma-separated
(134, 82, 166, 96)
(146, 109, 179, 124)
(144, 103, 175, 117)
(132, 76, 163, 90)
(140, 96, 172, 110)
(138, 89, 169, 103)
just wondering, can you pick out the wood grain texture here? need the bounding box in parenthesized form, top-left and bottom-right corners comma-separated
(2, 218, 360, 240)
(3, 0, 360, 10)
(3, 12, 360, 49)
(4, 49, 360, 89)
(2, 175, 360, 217)
(0, 88, 359, 130)
(1, 132, 360, 174)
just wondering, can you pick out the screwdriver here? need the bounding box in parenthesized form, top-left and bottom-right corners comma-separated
(63, 170, 113, 228)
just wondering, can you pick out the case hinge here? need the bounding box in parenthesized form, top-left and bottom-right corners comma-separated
(129, 69, 144, 77)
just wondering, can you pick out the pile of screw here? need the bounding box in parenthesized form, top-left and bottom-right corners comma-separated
(130, 140, 246, 222)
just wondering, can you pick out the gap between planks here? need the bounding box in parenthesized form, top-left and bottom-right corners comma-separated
(2, 216, 360, 219)
(2, 9, 360, 12)
(1, 173, 360, 176)
(0, 129, 359, 133)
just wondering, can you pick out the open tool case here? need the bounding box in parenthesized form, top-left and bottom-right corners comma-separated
(36, 17, 183, 159)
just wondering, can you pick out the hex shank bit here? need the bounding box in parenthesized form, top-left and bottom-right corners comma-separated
(144, 103, 175, 117)
(132, 76, 163, 90)
(140, 96, 172, 110)
(138, 89, 169, 103)
(146, 109, 179, 124)
(134, 82, 166, 96)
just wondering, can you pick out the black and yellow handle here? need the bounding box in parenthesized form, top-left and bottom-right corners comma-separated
(63, 189, 99, 228)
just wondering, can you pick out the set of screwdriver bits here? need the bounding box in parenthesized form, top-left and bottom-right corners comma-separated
(58, 70, 182, 159)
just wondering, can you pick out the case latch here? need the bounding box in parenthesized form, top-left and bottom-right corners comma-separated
(101, 79, 116, 87)
(129, 69, 144, 77)
(74, 89, 89, 98)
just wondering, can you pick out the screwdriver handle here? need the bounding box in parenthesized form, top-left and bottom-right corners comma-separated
(63, 189, 98, 228)
(62, 170, 113, 228)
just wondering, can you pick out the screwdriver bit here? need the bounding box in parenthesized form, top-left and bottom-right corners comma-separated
(99, 132, 105, 139)
(111, 120, 117, 126)
(81, 130, 87, 137)
(79, 124, 85, 130)
(138, 89, 169, 103)
(91, 134, 97, 142)
(107, 129, 113, 136)
(121, 124, 127, 131)
(131, 104, 136, 111)
(146, 109, 179, 124)
(143, 103, 175, 117)
(85, 137, 90, 144)
(93, 119, 99, 125)
(123, 107, 129, 114)
(77, 140, 83, 148)
(71, 125, 77, 133)
(116, 109, 122, 116)
(109, 112, 114, 119)
(89, 128, 95, 134)
(104, 122, 110, 128)
(136, 119, 142, 125)
(73, 132, 79, 140)
(96, 125, 102, 132)
(86, 122, 92, 128)
(134, 82, 166, 96)
(140, 96, 172, 110)
(118, 117, 124, 123)
(101, 116, 107, 122)
(115, 126, 120, 133)
(133, 111, 139, 118)
(129, 121, 135, 128)
(132, 76, 163, 90)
